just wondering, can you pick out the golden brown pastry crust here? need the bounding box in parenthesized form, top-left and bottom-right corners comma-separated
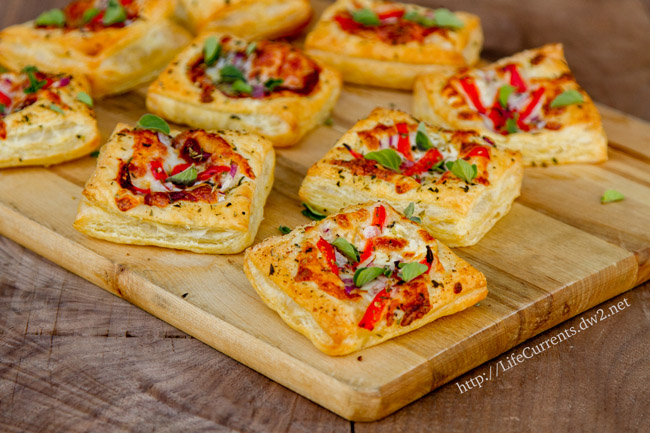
(74, 123, 275, 254)
(244, 201, 488, 355)
(0, 70, 99, 168)
(305, 0, 483, 89)
(176, 0, 312, 38)
(146, 33, 342, 147)
(298, 108, 523, 247)
(413, 44, 608, 166)
(0, 0, 192, 98)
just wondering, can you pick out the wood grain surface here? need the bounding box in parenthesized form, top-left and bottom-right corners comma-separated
(1, 1, 650, 432)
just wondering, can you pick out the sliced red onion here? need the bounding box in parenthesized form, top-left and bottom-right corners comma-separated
(363, 226, 381, 239)
(57, 76, 71, 87)
(251, 84, 265, 98)
(229, 162, 238, 178)
(389, 134, 399, 148)
(341, 277, 355, 295)
(158, 132, 172, 146)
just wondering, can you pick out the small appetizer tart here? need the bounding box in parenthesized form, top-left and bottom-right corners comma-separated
(299, 108, 523, 247)
(0, 0, 192, 98)
(244, 201, 487, 355)
(0, 66, 99, 168)
(304, 0, 482, 90)
(146, 33, 342, 147)
(175, 0, 312, 38)
(74, 116, 275, 254)
(413, 44, 608, 166)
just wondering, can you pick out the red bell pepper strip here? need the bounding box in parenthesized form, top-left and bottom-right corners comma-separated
(464, 146, 491, 160)
(130, 185, 151, 195)
(378, 9, 405, 20)
(334, 14, 359, 32)
(149, 161, 167, 182)
(402, 148, 443, 176)
(504, 64, 526, 92)
(358, 288, 390, 330)
(360, 238, 374, 263)
(395, 123, 414, 161)
(343, 143, 363, 159)
(197, 165, 230, 181)
(317, 237, 339, 277)
(459, 76, 486, 114)
(0, 91, 11, 108)
(372, 205, 386, 230)
(518, 87, 545, 126)
(170, 163, 192, 176)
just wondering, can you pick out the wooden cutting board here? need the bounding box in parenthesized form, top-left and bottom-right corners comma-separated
(1, 81, 650, 421)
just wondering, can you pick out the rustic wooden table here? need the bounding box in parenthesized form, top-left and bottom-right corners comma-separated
(1, 1, 649, 432)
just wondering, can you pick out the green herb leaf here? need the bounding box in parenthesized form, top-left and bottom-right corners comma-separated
(166, 165, 197, 187)
(323, 117, 334, 126)
(550, 89, 584, 108)
(301, 203, 326, 221)
(353, 267, 385, 287)
(383, 267, 392, 277)
(220, 65, 245, 83)
(432, 8, 464, 29)
(364, 148, 402, 172)
(82, 7, 100, 24)
(35, 9, 66, 27)
(203, 36, 221, 66)
(415, 121, 432, 150)
(498, 84, 515, 108)
(404, 10, 421, 22)
(49, 104, 64, 115)
(76, 91, 93, 107)
(231, 79, 252, 94)
(103, 0, 127, 26)
(505, 117, 519, 134)
(22, 66, 47, 94)
(0, 104, 5, 114)
(331, 237, 360, 263)
(352, 8, 380, 26)
(90, 150, 100, 157)
(404, 202, 421, 223)
(430, 158, 447, 173)
(136, 114, 170, 134)
(398, 262, 428, 282)
(601, 189, 625, 204)
(245, 42, 257, 56)
(264, 78, 283, 92)
(447, 158, 478, 183)
(0, 65, 7, 73)
(278, 225, 291, 234)
(404, 10, 436, 27)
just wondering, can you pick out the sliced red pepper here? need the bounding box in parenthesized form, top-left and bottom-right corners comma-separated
(343, 143, 363, 159)
(197, 165, 230, 181)
(504, 64, 526, 93)
(360, 238, 374, 263)
(170, 163, 192, 176)
(358, 288, 390, 331)
(316, 237, 339, 277)
(0, 91, 11, 108)
(518, 86, 545, 127)
(372, 205, 386, 230)
(334, 15, 359, 32)
(378, 9, 405, 20)
(130, 185, 151, 195)
(402, 148, 443, 176)
(464, 146, 491, 160)
(487, 106, 508, 131)
(395, 123, 413, 161)
(459, 76, 486, 114)
(149, 161, 167, 182)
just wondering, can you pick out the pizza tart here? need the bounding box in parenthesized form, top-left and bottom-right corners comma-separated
(74, 118, 275, 253)
(244, 201, 487, 355)
(413, 43, 608, 166)
(299, 108, 523, 247)
(0, 66, 99, 168)
(175, 0, 312, 38)
(0, 0, 192, 98)
(146, 33, 342, 147)
(304, 0, 482, 90)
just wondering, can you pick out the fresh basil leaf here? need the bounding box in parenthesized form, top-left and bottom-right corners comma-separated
(353, 267, 385, 287)
(166, 165, 197, 187)
(601, 189, 624, 204)
(301, 202, 326, 221)
(219, 65, 245, 83)
(103, 0, 127, 26)
(448, 158, 478, 183)
(498, 84, 515, 109)
(331, 237, 360, 263)
(364, 148, 402, 172)
(76, 91, 93, 107)
(35, 9, 66, 27)
(404, 10, 421, 22)
(49, 104, 64, 115)
(0, 65, 7, 73)
(431, 158, 447, 173)
(415, 121, 432, 150)
(550, 89, 584, 108)
(264, 78, 283, 92)
(506, 117, 519, 134)
(383, 267, 392, 277)
(404, 202, 421, 223)
(245, 42, 257, 56)
(352, 8, 380, 26)
(203, 36, 221, 66)
(136, 114, 170, 134)
(231, 79, 252, 94)
(433, 8, 464, 29)
(398, 262, 428, 282)
(278, 225, 292, 234)
(404, 10, 435, 27)
(22, 66, 47, 94)
(90, 150, 100, 157)
(82, 7, 100, 24)
(0, 104, 5, 114)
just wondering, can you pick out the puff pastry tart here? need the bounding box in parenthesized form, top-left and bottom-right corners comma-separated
(175, 0, 312, 38)
(299, 108, 523, 247)
(413, 44, 608, 166)
(0, 0, 192, 98)
(74, 117, 275, 253)
(304, 0, 483, 90)
(146, 33, 342, 147)
(0, 66, 99, 168)
(244, 201, 487, 355)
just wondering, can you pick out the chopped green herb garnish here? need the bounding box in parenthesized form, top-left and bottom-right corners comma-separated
(506, 117, 519, 134)
(0, 65, 7, 73)
(264, 78, 283, 92)
(136, 114, 170, 134)
(352, 8, 380, 26)
(220, 65, 245, 83)
(353, 267, 384, 287)
(301, 202, 326, 220)
(415, 121, 432, 150)
(203, 36, 221, 66)
(0, 104, 5, 114)
(498, 84, 515, 108)
(331, 237, 360, 263)
(323, 117, 334, 126)
(601, 189, 624, 204)
(232, 79, 252, 94)
(90, 150, 100, 157)
(82, 8, 101, 24)
(398, 262, 428, 282)
(432, 8, 464, 29)
(49, 104, 64, 115)
(404, 202, 421, 223)
(76, 91, 93, 107)
(35, 9, 66, 27)
(446, 158, 477, 183)
(245, 42, 257, 56)
(278, 225, 292, 234)
(550, 89, 584, 108)
(22, 66, 47, 94)
(364, 148, 402, 171)
(166, 165, 197, 187)
(103, 0, 127, 26)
